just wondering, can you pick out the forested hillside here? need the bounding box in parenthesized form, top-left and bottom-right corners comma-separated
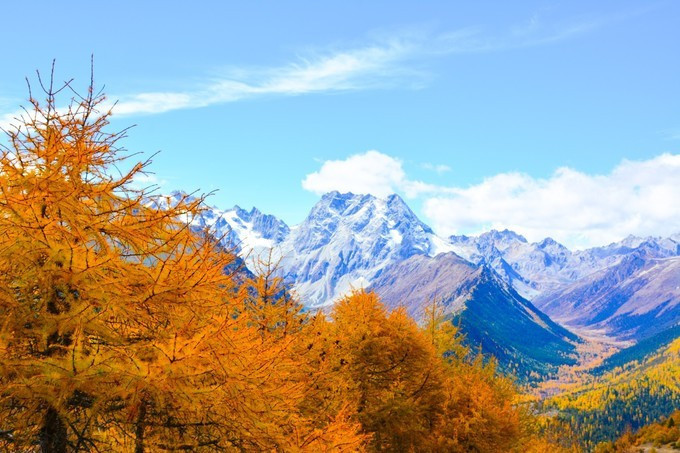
(544, 337, 680, 450)
(593, 409, 680, 452)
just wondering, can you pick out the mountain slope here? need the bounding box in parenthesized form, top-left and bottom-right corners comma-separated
(593, 324, 680, 375)
(534, 249, 680, 342)
(370, 252, 579, 382)
(547, 336, 680, 450)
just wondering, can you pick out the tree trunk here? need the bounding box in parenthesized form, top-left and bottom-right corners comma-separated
(39, 406, 67, 453)
(134, 399, 148, 453)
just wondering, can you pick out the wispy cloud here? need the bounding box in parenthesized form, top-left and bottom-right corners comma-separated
(109, 38, 423, 117)
(662, 127, 680, 141)
(0, 39, 414, 127)
(422, 163, 451, 174)
(0, 14, 609, 124)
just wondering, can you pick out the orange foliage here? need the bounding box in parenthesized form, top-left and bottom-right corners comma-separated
(0, 73, 364, 452)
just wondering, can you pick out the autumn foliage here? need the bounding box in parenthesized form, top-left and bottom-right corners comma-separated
(0, 72, 566, 451)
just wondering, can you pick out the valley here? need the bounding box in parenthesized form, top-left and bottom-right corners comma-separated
(533, 325, 624, 399)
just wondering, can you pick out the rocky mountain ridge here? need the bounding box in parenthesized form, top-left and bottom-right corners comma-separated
(184, 190, 680, 343)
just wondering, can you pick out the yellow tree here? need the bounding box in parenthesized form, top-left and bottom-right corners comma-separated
(0, 69, 364, 452)
(225, 255, 367, 451)
(0, 67, 240, 450)
(329, 290, 566, 452)
(328, 290, 448, 451)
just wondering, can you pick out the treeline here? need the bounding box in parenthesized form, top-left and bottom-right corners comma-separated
(545, 338, 680, 450)
(0, 76, 573, 451)
(593, 410, 680, 452)
(592, 325, 680, 376)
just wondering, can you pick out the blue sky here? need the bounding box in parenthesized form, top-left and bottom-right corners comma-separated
(1, 1, 679, 247)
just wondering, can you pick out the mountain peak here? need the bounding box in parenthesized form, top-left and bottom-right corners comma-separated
(480, 229, 528, 243)
(537, 237, 567, 250)
(315, 191, 377, 216)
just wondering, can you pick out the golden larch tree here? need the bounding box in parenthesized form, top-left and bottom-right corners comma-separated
(0, 69, 364, 452)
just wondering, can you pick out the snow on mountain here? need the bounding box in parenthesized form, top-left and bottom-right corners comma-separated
(175, 192, 290, 260)
(277, 191, 455, 307)
(189, 191, 458, 306)
(445, 230, 680, 301)
(183, 190, 680, 336)
(447, 230, 573, 298)
(534, 251, 680, 342)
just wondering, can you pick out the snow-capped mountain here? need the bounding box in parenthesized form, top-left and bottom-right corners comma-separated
(277, 191, 455, 306)
(447, 230, 680, 301)
(191, 191, 455, 306)
(186, 190, 679, 344)
(534, 249, 680, 341)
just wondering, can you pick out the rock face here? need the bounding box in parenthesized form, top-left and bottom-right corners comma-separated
(370, 252, 578, 381)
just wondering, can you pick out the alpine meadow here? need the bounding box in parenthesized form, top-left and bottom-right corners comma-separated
(1, 1, 680, 452)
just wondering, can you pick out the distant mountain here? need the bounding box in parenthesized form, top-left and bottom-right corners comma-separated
(534, 248, 680, 341)
(370, 252, 578, 381)
(446, 230, 667, 299)
(448, 231, 680, 341)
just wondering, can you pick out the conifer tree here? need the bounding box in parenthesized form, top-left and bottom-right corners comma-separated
(0, 68, 365, 452)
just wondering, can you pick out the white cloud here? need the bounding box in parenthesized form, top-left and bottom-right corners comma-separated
(301, 150, 445, 199)
(304, 151, 680, 249)
(423, 154, 680, 249)
(302, 151, 407, 198)
(422, 163, 451, 174)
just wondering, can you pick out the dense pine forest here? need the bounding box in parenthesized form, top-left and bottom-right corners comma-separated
(541, 337, 680, 451)
(593, 410, 680, 452)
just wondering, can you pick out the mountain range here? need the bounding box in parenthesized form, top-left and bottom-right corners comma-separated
(180, 190, 680, 380)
